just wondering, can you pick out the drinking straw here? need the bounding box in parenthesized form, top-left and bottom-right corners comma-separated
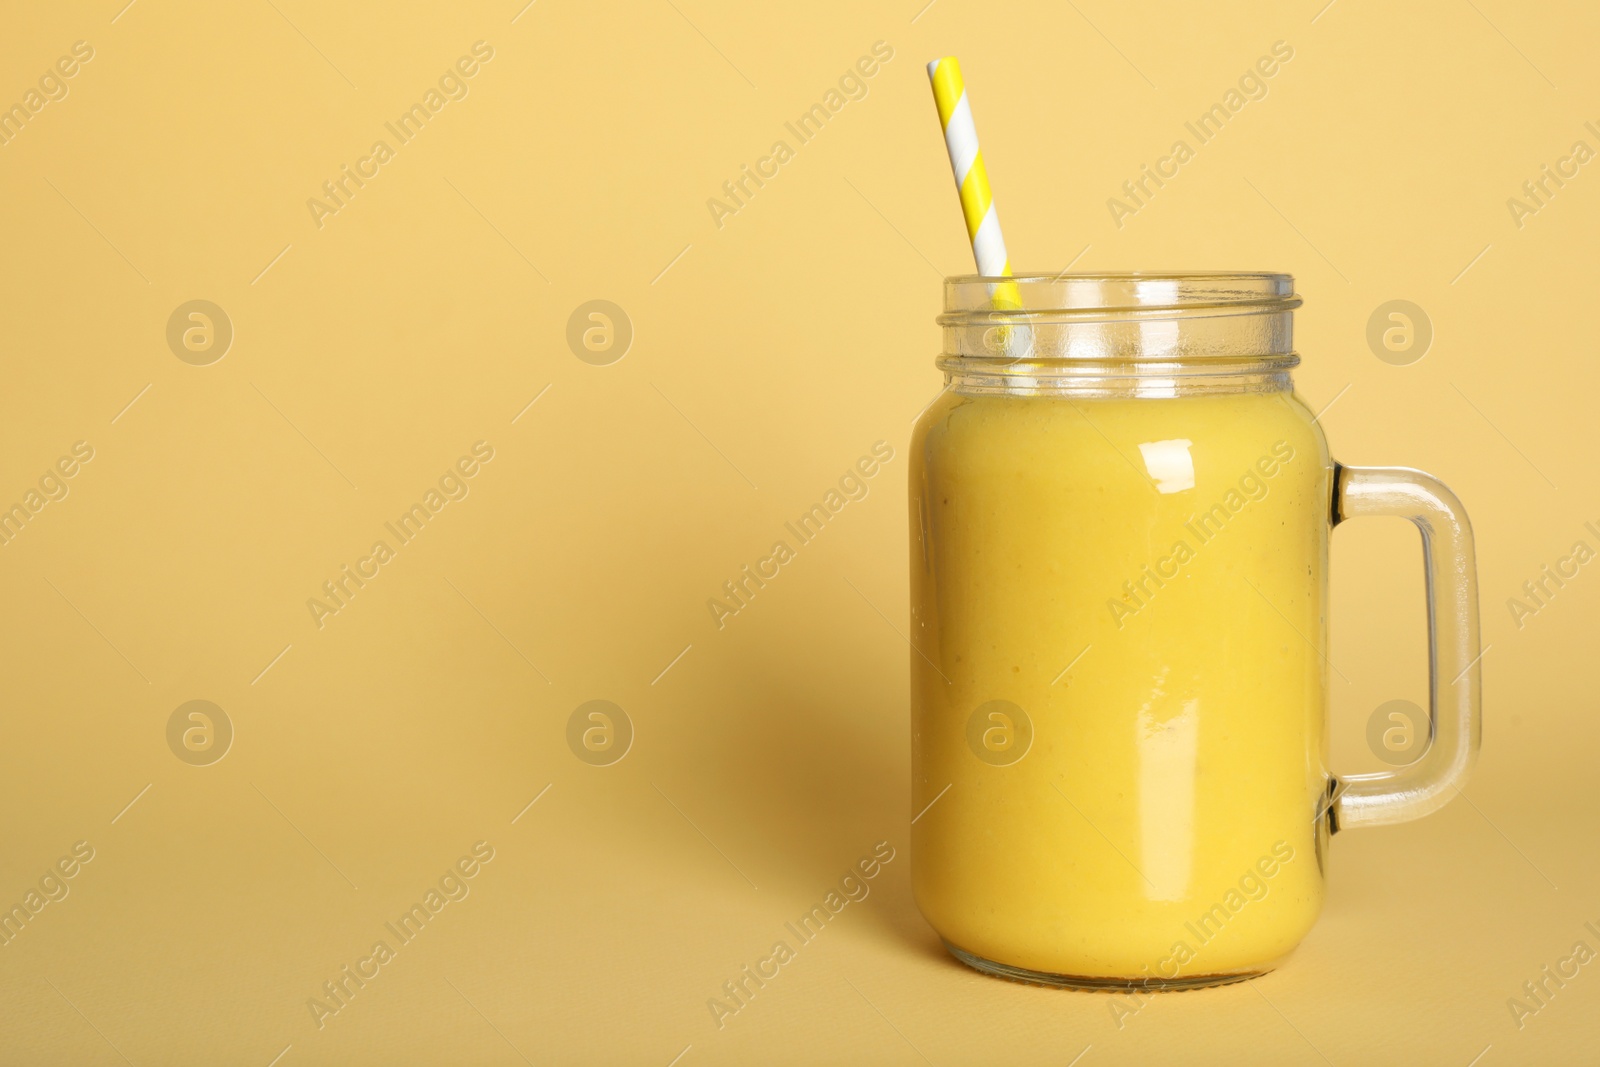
(926, 57, 1028, 352)
(926, 57, 1012, 277)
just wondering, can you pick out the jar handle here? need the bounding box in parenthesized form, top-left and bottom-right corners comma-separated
(1328, 464, 1483, 830)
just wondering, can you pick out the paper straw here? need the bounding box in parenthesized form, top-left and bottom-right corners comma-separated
(926, 57, 1029, 361)
(926, 57, 1012, 279)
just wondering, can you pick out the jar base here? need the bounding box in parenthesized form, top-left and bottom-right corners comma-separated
(941, 940, 1270, 992)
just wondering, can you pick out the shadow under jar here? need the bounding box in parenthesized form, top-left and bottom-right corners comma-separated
(908, 273, 1481, 990)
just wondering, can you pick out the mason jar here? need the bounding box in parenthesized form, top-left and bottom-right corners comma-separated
(908, 273, 1481, 989)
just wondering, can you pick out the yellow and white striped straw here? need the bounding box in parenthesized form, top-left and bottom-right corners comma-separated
(926, 56, 1011, 279)
(927, 55, 1028, 358)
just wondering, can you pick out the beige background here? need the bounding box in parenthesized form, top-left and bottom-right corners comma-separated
(0, 0, 1595, 1063)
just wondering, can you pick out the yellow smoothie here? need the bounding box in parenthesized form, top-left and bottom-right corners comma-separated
(910, 387, 1333, 984)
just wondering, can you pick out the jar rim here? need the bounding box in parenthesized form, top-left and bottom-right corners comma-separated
(942, 272, 1301, 317)
(937, 272, 1302, 394)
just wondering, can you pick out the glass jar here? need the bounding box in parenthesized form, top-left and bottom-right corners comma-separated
(908, 273, 1481, 989)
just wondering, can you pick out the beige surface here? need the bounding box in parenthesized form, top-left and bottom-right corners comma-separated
(0, 1, 1596, 1063)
